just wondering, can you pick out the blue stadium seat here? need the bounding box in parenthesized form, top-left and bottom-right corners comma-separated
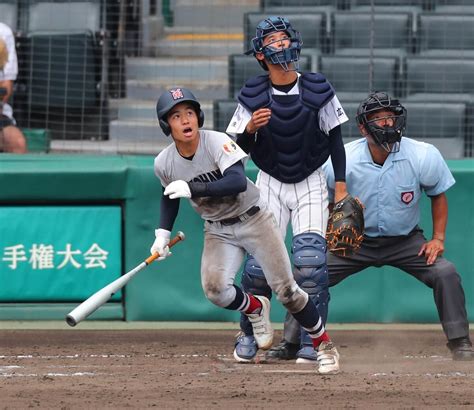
(228, 53, 313, 98)
(14, 0, 109, 140)
(339, 100, 467, 158)
(320, 56, 401, 102)
(405, 57, 474, 103)
(261, 0, 343, 7)
(403, 101, 467, 158)
(213, 100, 239, 133)
(0, 0, 18, 30)
(417, 14, 474, 57)
(333, 12, 414, 56)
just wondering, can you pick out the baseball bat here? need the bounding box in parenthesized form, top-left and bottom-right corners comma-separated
(65, 231, 185, 327)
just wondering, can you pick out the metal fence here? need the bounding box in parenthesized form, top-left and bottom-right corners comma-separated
(1, 0, 473, 157)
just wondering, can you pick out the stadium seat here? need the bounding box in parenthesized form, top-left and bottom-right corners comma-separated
(244, 12, 328, 54)
(405, 57, 474, 103)
(0, 0, 18, 30)
(25, 0, 102, 33)
(213, 100, 239, 133)
(320, 56, 401, 102)
(349, 0, 425, 6)
(417, 14, 474, 57)
(338, 100, 361, 142)
(261, 0, 343, 7)
(14, 0, 109, 140)
(339, 100, 467, 158)
(333, 12, 414, 56)
(228, 53, 313, 98)
(403, 101, 467, 159)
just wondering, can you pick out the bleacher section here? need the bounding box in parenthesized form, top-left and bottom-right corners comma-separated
(215, 0, 474, 158)
(1, 0, 473, 156)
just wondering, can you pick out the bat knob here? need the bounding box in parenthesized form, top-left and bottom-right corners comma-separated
(177, 231, 186, 241)
(66, 315, 77, 327)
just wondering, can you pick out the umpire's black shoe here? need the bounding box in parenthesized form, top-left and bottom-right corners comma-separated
(265, 339, 299, 361)
(447, 337, 474, 361)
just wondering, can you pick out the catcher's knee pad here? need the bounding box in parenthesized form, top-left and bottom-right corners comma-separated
(241, 255, 272, 299)
(292, 233, 330, 325)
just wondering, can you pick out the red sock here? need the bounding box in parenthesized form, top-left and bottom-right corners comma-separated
(312, 331, 330, 349)
(244, 294, 262, 314)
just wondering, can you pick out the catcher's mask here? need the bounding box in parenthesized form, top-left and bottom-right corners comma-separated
(356, 91, 407, 153)
(246, 16, 302, 72)
(156, 87, 204, 136)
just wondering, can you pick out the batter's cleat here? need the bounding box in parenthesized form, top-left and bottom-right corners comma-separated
(316, 341, 340, 375)
(233, 333, 258, 363)
(295, 345, 318, 364)
(246, 295, 273, 350)
(265, 339, 299, 361)
(447, 337, 474, 361)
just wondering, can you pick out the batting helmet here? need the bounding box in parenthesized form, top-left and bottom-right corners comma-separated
(156, 87, 204, 136)
(356, 91, 407, 152)
(246, 16, 302, 71)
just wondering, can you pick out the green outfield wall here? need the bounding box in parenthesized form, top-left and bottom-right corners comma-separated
(0, 154, 472, 324)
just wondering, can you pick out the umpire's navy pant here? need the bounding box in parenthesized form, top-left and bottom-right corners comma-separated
(283, 227, 470, 343)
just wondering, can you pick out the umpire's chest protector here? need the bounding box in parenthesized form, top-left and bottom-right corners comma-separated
(238, 73, 335, 183)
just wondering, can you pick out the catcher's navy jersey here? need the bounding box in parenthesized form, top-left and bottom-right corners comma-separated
(323, 137, 455, 237)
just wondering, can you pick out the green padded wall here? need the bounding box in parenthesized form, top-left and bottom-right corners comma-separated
(0, 154, 472, 323)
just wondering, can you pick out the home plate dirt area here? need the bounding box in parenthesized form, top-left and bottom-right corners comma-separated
(1, 328, 473, 408)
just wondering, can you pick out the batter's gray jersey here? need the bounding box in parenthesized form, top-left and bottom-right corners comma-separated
(154, 129, 261, 221)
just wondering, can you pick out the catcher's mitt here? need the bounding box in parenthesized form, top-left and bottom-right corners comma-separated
(326, 194, 364, 257)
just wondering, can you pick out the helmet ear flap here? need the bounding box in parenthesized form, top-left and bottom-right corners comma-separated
(198, 110, 205, 128)
(159, 119, 171, 136)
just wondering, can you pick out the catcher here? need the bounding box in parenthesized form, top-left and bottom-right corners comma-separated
(270, 91, 474, 362)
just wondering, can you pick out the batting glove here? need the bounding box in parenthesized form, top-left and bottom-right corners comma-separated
(150, 228, 172, 261)
(164, 180, 191, 199)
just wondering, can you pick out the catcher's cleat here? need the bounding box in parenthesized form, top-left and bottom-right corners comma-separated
(316, 341, 340, 375)
(246, 295, 273, 350)
(295, 345, 317, 364)
(233, 333, 258, 363)
(447, 337, 474, 361)
(265, 339, 299, 361)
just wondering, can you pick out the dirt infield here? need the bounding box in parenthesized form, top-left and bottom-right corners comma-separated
(1, 328, 473, 409)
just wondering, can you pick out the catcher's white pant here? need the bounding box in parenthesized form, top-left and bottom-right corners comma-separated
(256, 168, 330, 239)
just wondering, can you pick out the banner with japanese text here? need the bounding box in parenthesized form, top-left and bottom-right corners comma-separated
(0, 206, 122, 302)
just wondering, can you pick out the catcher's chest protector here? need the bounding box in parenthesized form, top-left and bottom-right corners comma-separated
(238, 73, 335, 183)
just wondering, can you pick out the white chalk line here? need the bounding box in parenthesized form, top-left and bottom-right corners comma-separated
(0, 353, 230, 359)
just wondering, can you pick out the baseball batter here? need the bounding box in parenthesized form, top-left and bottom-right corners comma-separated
(226, 16, 348, 364)
(151, 87, 340, 374)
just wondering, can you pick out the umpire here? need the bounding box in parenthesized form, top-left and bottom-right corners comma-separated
(271, 92, 474, 361)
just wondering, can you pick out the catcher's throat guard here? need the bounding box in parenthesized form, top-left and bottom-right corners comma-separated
(326, 194, 365, 257)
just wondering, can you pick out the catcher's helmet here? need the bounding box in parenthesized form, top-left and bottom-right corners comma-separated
(246, 16, 302, 72)
(156, 87, 204, 136)
(356, 91, 407, 153)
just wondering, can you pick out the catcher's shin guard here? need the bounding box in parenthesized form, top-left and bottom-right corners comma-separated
(239, 255, 272, 335)
(292, 233, 330, 347)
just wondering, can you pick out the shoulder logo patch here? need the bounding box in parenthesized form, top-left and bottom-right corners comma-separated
(222, 141, 238, 154)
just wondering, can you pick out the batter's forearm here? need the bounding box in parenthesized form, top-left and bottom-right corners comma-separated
(159, 190, 180, 231)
